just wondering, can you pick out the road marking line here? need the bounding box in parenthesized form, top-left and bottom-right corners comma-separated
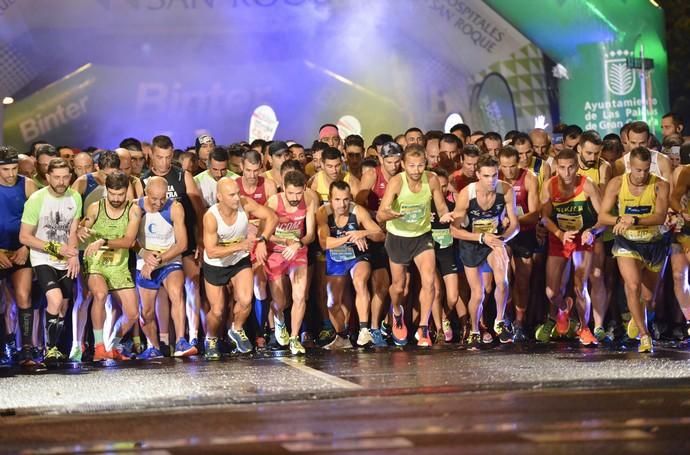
(277, 358, 363, 390)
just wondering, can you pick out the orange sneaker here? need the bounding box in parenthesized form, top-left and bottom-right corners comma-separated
(93, 343, 109, 361)
(578, 326, 598, 346)
(556, 298, 573, 335)
(391, 307, 408, 346)
(416, 327, 432, 347)
(109, 348, 131, 361)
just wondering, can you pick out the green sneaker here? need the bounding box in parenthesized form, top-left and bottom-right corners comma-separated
(69, 345, 83, 362)
(318, 327, 335, 344)
(593, 326, 607, 343)
(274, 315, 290, 347)
(44, 346, 65, 363)
(535, 319, 556, 343)
(289, 336, 306, 355)
(203, 337, 221, 361)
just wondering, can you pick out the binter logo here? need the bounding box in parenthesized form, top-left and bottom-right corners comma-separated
(604, 50, 636, 96)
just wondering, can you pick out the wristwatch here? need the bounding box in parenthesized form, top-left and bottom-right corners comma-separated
(103, 238, 109, 247)
(257, 235, 266, 243)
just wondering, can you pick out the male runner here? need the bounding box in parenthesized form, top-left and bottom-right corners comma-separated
(377, 144, 453, 346)
(194, 147, 240, 208)
(202, 178, 277, 359)
(266, 170, 318, 355)
(135, 176, 193, 359)
(317, 181, 384, 349)
(497, 146, 540, 342)
(20, 158, 81, 363)
(600, 147, 671, 353)
(0, 146, 38, 366)
(536, 148, 603, 346)
(451, 155, 519, 349)
(79, 171, 141, 360)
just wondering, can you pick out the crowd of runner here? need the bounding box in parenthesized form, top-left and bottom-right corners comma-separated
(0, 113, 688, 368)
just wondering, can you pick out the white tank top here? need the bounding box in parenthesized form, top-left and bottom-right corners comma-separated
(623, 150, 661, 177)
(136, 198, 181, 270)
(203, 203, 249, 267)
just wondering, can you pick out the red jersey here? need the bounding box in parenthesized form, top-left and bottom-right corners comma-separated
(450, 171, 476, 193)
(269, 194, 307, 254)
(238, 176, 267, 206)
(367, 166, 388, 214)
(499, 168, 532, 230)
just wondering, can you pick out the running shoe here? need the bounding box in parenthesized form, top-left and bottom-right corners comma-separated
(638, 334, 654, 353)
(204, 338, 221, 361)
(174, 338, 198, 357)
(369, 329, 388, 347)
(69, 345, 83, 362)
(138, 346, 164, 360)
(535, 318, 556, 343)
(93, 343, 109, 361)
(578, 327, 598, 346)
(110, 346, 132, 361)
(481, 329, 494, 344)
(274, 317, 290, 346)
(556, 299, 572, 335)
(593, 326, 608, 343)
(391, 307, 408, 346)
(650, 321, 664, 341)
(466, 332, 481, 351)
(380, 321, 391, 339)
(512, 326, 527, 343)
(627, 318, 640, 340)
(4, 338, 17, 362)
(17, 346, 36, 367)
(190, 338, 203, 355)
(417, 327, 432, 347)
(228, 328, 253, 354)
(289, 336, 306, 355)
(32, 346, 43, 362)
(267, 332, 283, 351)
(44, 346, 65, 363)
(494, 321, 513, 344)
(324, 335, 352, 350)
(318, 327, 335, 345)
(434, 330, 446, 345)
(442, 319, 453, 342)
(356, 328, 374, 347)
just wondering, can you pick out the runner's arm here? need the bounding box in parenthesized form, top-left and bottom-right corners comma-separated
(355, 205, 385, 242)
(539, 180, 563, 239)
(449, 188, 478, 242)
(582, 178, 605, 236)
(242, 196, 278, 240)
(429, 173, 450, 218)
(354, 170, 375, 206)
(376, 175, 402, 223)
(598, 177, 622, 226)
(670, 166, 690, 214)
(159, 201, 187, 263)
(520, 171, 541, 227)
(300, 193, 317, 247)
(501, 185, 520, 242)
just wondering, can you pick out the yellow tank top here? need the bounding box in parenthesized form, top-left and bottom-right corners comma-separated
(577, 158, 602, 186)
(617, 174, 663, 242)
(315, 171, 352, 204)
(386, 172, 432, 237)
(528, 156, 548, 191)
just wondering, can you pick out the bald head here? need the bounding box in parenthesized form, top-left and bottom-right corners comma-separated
(73, 152, 94, 177)
(217, 177, 242, 210)
(116, 148, 132, 176)
(529, 128, 550, 158)
(145, 176, 169, 211)
(18, 154, 35, 178)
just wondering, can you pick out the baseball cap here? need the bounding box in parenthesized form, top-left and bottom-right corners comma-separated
(195, 134, 215, 152)
(268, 141, 289, 156)
(380, 141, 402, 158)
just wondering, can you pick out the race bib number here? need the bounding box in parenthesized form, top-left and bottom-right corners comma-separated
(330, 245, 356, 262)
(219, 236, 241, 246)
(400, 203, 426, 223)
(94, 248, 123, 265)
(275, 228, 301, 242)
(623, 226, 659, 243)
(556, 213, 583, 232)
(516, 205, 525, 217)
(472, 217, 498, 234)
(432, 228, 453, 248)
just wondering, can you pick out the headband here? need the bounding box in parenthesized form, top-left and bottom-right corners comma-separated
(0, 157, 19, 165)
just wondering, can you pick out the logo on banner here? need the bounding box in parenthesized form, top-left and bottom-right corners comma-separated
(604, 50, 635, 96)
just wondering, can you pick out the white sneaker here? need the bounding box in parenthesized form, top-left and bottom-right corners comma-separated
(323, 335, 352, 350)
(356, 328, 373, 347)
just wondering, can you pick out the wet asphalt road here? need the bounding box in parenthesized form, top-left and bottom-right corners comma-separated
(2, 341, 690, 453)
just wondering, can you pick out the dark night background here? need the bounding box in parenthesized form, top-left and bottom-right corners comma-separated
(660, 0, 690, 130)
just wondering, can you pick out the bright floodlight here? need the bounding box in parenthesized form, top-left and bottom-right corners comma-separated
(444, 113, 464, 133)
(2, 97, 14, 105)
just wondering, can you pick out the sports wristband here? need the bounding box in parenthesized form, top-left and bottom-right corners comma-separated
(478, 233, 485, 245)
(43, 241, 61, 257)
